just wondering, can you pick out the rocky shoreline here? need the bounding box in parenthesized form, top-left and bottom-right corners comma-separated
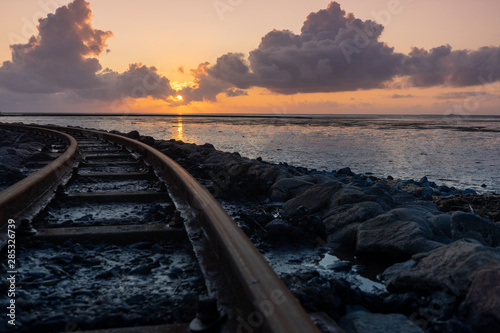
(2, 126, 499, 332)
(128, 129, 498, 333)
(0, 127, 61, 190)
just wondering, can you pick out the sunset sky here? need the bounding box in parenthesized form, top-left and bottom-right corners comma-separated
(1, 0, 500, 114)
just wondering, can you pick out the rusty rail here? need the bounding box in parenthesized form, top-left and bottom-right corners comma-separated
(49, 125, 322, 333)
(0, 124, 323, 333)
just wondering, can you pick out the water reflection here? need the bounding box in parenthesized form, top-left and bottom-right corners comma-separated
(176, 116, 183, 141)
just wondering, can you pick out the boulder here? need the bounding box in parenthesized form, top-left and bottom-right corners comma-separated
(356, 208, 443, 260)
(450, 211, 500, 246)
(265, 219, 302, 242)
(270, 177, 314, 202)
(282, 181, 342, 216)
(339, 309, 424, 333)
(330, 187, 378, 207)
(383, 239, 500, 296)
(461, 269, 500, 333)
(323, 201, 386, 234)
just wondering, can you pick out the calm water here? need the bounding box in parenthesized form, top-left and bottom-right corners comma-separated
(2, 114, 499, 193)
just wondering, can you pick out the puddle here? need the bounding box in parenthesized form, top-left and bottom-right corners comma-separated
(263, 246, 386, 294)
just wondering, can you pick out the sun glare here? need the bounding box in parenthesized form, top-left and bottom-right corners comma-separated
(176, 95, 183, 101)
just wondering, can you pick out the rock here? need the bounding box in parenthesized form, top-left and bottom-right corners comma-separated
(419, 176, 429, 185)
(139, 136, 155, 146)
(450, 211, 500, 246)
(327, 261, 352, 272)
(356, 208, 443, 260)
(282, 181, 342, 216)
(331, 187, 378, 207)
(126, 130, 140, 139)
(438, 185, 451, 193)
(428, 214, 452, 240)
(323, 201, 386, 235)
(129, 265, 152, 275)
(270, 178, 314, 202)
(337, 167, 354, 176)
(339, 309, 424, 333)
(383, 239, 500, 296)
(420, 187, 434, 200)
(96, 266, 121, 279)
(461, 269, 500, 333)
(265, 219, 302, 242)
(462, 188, 477, 195)
(327, 223, 361, 248)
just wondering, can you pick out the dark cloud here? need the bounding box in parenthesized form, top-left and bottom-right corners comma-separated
(435, 91, 492, 100)
(188, 1, 500, 101)
(225, 88, 248, 97)
(206, 2, 403, 95)
(391, 94, 414, 99)
(0, 0, 174, 103)
(402, 45, 500, 87)
(177, 62, 232, 103)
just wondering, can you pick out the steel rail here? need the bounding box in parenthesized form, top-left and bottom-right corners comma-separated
(45, 125, 322, 333)
(0, 124, 79, 248)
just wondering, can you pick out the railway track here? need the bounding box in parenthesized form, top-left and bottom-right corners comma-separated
(0, 123, 340, 333)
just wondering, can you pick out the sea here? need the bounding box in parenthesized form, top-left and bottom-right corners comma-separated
(2, 114, 499, 193)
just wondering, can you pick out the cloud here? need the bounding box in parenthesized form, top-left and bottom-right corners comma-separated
(391, 94, 414, 99)
(225, 88, 248, 97)
(0, 0, 174, 103)
(402, 45, 500, 88)
(434, 91, 492, 100)
(205, 2, 403, 95)
(186, 1, 500, 102)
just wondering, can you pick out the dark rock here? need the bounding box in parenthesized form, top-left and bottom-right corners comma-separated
(126, 130, 140, 139)
(421, 187, 434, 200)
(450, 211, 500, 246)
(126, 294, 146, 305)
(462, 188, 477, 195)
(51, 255, 73, 265)
(324, 201, 385, 234)
(356, 208, 443, 260)
(327, 223, 361, 248)
(129, 265, 152, 275)
(168, 267, 183, 278)
(419, 176, 429, 184)
(139, 136, 155, 146)
(337, 167, 354, 176)
(339, 309, 424, 333)
(327, 261, 352, 272)
(129, 241, 152, 249)
(282, 181, 342, 216)
(383, 239, 500, 296)
(270, 178, 314, 202)
(461, 269, 500, 333)
(428, 214, 453, 240)
(265, 219, 302, 242)
(438, 185, 451, 193)
(96, 265, 121, 279)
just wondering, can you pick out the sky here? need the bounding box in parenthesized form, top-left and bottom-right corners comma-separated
(0, 0, 499, 114)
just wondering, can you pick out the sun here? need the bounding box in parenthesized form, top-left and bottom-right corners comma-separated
(175, 95, 183, 101)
